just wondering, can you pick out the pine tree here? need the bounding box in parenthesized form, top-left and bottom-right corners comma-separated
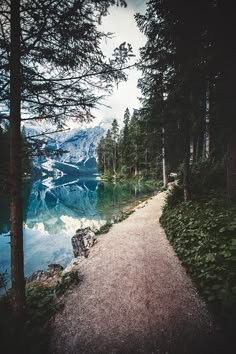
(104, 129, 113, 174)
(122, 107, 131, 173)
(97, 136, 106, 174)
(1, 0, 132, 321)
(111, 119, 119, 174)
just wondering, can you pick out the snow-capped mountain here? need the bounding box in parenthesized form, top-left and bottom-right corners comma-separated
(23, 123, 105, 176)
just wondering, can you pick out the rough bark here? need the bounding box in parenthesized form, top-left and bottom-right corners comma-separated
(10, 0, 25, 321)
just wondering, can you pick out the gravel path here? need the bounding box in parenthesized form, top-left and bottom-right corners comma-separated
(51, 192, 219, 354)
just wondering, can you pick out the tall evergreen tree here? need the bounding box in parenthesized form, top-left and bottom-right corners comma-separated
(1, 0, 132, 321)
(122, 107, 131, 173)
(111, 119, 119, 174)
(104, 129, 113, 173)
(97, 136, 106, 175)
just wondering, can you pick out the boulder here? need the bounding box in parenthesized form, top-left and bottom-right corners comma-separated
(47, 264, 64, 272)
(72, 227, 97, 258)
(26, 263, 64, 286)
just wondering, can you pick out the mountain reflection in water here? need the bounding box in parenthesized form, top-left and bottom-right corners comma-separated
(26, 176, 100, 235)
(0, 176, 156, 285)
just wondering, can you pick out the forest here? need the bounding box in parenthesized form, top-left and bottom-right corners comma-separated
(96, 0, 236, 345)
(0, 0, 236, 353)
(98, 0, 236, 201)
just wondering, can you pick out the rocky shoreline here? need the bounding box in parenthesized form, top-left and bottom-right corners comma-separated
(26, 197, 153, 289)
(27, 226, 98, 287)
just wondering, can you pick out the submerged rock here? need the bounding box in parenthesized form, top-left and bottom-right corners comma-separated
(72, 227, 97, 258)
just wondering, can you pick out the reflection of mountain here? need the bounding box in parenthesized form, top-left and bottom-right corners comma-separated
(0, 177, 157, 285)
(26, 177, 101, 234)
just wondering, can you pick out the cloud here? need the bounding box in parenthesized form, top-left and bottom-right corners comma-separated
(126, 0, 146, 11)
(90, 2, 146, 128)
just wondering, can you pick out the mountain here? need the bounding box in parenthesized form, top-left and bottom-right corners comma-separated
(24, 124, 105, 177)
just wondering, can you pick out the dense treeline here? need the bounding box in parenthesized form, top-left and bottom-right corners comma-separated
(97, 108, 162, 179)
(135, 0, 236, 200)
(98, 0, 236, 200)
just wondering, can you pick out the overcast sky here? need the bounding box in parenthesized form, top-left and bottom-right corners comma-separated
(20, 1, 147, 132)
(88, 0, 147, 128)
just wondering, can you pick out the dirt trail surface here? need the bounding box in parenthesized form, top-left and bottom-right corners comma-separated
(51, 192, 218, 354)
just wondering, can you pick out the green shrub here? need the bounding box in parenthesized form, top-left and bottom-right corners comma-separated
(55, 271, 80, 296)
(160, 196, 236, 323)
(95, 221, 113, 235)
(178, 160, 226, 197)
(163, 184, 184, 208)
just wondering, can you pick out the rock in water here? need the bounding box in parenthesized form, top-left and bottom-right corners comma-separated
(72, 227, 97, 258)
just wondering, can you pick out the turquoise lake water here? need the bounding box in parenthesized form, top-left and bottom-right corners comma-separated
(0, 176, 157, 286)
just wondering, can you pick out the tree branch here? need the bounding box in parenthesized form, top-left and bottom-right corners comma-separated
(26, 127, 70, 139)
(31, 63, 136, 82)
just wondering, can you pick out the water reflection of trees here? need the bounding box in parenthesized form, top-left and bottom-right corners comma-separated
(0, 179, 31, 233)
(96, 181, 155, 219)
(0, 178, 156, 235)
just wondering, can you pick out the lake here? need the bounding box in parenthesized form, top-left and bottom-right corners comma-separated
(0, 176, 157, 286)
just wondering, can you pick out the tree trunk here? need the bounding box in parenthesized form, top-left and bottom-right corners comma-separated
(204, 80, 210, 158)
(192, 136, 197, 163)
(134, 144, 138, 177)
(10, 0, 25, 322)
(113, 143, 116, 175)
(227, 138, 236, 199)
(103, 155, 106, 174)
(134, 163, 138, 177)
(145, 147, 148, 178)
(197, 117, 204, 161)
(183, 116, 190, 202)
(162, 127, 168, 187)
